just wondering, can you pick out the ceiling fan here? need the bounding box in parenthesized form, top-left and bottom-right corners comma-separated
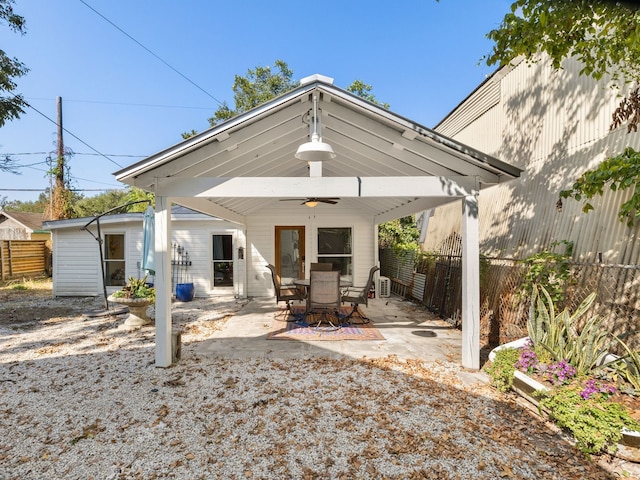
(280, 197, 339, 207)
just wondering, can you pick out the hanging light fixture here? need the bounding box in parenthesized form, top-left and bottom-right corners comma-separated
(295, 95, 336, 162)
(304, 200, 319, 208)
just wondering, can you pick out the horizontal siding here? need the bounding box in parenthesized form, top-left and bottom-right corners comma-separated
(246, 211, 377, 297)
(51, 219, 239, 297)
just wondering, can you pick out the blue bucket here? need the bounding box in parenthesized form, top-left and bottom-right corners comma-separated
(176, 283, 195, 302)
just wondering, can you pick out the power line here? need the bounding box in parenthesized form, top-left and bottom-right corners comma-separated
(26, 96, 216, 111)
(2, 152, 146, 158)
(24, 102, 124, 168)
(79, 0, 225, 107)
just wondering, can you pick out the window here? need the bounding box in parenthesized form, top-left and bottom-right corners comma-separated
(212, 234, 233, 287)
(317, 227, 352, 280)
(104, 234, 125, 287)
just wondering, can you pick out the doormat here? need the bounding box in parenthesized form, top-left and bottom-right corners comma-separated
(268, 307, 385, 341)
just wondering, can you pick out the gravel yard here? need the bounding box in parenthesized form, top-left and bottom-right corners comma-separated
(0, 279, 637, 479)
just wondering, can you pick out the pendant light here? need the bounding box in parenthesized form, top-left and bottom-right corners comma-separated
(295, 95, 336, 162)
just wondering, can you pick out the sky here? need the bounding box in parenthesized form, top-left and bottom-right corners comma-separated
(1, 0, 513, 203)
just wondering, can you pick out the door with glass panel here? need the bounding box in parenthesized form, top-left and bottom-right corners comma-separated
(275, 226, 305, 283)
(212, 234, 233, 288)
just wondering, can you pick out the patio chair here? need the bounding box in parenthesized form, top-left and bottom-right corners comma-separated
(310, 262, 332, 271)
(341, 266, 379, 324)
(305, 270, 342, 330)
(266, 264, 305, 321)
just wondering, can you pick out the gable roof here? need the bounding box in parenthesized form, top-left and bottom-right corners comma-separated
(114, 74, 522, 223)
(0, 210, 48, 233)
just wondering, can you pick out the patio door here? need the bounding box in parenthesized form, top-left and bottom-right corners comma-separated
(275, 226, 305, 283)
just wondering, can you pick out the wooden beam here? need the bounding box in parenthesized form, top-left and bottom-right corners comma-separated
(154, 196, 173, 367)
(155, 176, 478, 199)
(461, 194, 480, 370)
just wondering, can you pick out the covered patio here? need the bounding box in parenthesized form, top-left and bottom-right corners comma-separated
(114, 74, 522, 369)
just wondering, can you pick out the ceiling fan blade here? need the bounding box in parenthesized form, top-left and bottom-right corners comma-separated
(318, 198, 339, 204)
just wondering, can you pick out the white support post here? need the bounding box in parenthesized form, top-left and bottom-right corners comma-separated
(155, 196, 173, 367)
(461, 194, 480, 370)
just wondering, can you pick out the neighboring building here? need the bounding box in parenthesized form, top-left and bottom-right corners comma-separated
(43, 206, 241, 298)
(426, 54, 640, 264)
(0, 210, 50, 241)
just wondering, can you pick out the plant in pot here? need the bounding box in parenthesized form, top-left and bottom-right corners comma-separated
(109, 275, 155, 327)
(487, 284, 640, 458)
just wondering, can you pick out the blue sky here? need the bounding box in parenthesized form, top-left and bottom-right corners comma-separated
(1, 0, 512, 203)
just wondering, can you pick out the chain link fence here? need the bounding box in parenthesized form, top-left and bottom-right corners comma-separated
(380, 248, 640, 352)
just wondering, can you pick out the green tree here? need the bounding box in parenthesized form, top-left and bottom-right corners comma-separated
(0, 0, 28, 128)
(207, 60, 299, 127)
(346, 80, 390, 109)
(486, 1, 640, 225)
(124, 186, 154, 212)
(73, 190, 129, 217)
(378, 216, 420, 257)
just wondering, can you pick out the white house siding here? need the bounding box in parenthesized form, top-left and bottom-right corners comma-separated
(245, 209, 377, 297)
(51, 229, 100, 296)
(48, 215, 241, 297)
(426, 55, 640, 265)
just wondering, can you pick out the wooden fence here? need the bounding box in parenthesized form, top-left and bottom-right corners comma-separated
(0, 240, 51, 280)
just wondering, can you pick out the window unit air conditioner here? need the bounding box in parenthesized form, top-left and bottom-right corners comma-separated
(378, 276, 390, 297)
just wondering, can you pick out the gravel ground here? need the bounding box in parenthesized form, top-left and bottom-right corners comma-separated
(0, 282, 636, 479)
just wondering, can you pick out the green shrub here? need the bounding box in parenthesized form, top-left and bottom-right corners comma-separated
(528, 285, 611, 376)
(537, 386, 640, 454)
(485, 347, 521, 392)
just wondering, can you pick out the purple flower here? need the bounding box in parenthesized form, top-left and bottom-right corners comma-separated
(546, 360, 577, 385)
(516, 340, 539, 374)
(580, 379, 616, 400)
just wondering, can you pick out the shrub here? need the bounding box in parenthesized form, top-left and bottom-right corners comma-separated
(537, 386, 640, 454)
(486, 347, 521, 392)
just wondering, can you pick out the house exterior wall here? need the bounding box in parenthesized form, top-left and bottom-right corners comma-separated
(0, 217, 31, 240)
(245, 210, 377, 297)
(50, 218, 241, 297)
(427, 55, 640, 264)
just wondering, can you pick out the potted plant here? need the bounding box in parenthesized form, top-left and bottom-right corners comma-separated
(108, 275, 155, 327)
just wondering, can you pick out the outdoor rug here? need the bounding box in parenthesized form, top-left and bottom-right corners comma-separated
(268, 306, 385, 341)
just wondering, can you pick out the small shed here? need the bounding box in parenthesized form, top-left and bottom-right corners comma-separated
(43, 206, 242, 297)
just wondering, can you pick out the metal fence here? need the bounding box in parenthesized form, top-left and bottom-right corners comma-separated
(380, 248, 640, 350)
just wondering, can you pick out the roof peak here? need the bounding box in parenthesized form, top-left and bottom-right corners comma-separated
(299, 74, 334, 86)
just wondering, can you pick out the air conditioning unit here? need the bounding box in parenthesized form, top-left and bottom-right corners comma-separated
(378, 276, 390, 297)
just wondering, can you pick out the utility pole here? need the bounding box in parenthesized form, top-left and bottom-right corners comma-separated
(48, 96, 69, 220)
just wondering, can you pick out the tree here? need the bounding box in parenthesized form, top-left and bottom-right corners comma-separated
(207, 60, 299, 127)
(486, 1, 640, 225)
(0, 0, 28, 128)
(378, 216, 421, 258)
(73, 190, 129, 217)
(346, 80, 390, 109)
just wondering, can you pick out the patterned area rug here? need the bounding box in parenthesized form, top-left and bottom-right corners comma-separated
(268, 306, 385, 341)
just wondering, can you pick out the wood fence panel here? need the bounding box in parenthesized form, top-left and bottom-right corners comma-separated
(0, 240, 50, 280)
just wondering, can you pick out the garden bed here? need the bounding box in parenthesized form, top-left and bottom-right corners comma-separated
(490, 337, 640, 462)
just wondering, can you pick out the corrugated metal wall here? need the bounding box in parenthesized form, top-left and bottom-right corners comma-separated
(427, 55, 640, 265)
(402, 54, 640, 346)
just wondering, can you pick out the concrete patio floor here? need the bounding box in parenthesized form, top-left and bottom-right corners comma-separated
(195, 295, 463, 364)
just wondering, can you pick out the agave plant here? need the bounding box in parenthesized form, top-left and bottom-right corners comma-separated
(528, 285, 611, 376)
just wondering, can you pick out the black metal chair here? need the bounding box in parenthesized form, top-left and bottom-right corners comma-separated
(341, 266, 379, 324)
(305, 270, 342, 330)
(266, 264, 305, 321)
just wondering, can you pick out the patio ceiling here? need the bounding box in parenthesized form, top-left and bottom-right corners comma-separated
(115, 74, 522, 224)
